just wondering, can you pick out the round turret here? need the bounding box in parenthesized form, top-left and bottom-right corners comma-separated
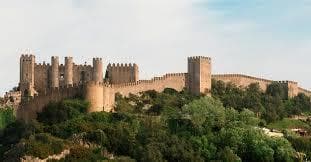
(64, 57, 73, 86)
(51, 56, 59, 88)
(92, 58, 103, 83)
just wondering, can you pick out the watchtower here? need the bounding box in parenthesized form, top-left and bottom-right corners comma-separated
(280, 81, 299, 98)
(187, 56, 212, 96)
(51, 56, 59, 88)
(20, 54, 36, 97)
(92, 58, 103, 83)
(64, 57, 73, 86)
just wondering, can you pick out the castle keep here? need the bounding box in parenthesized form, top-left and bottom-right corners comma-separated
(15, 54, 311, 121)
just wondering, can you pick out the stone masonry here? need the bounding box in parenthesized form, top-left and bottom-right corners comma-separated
(14, 54, 311, 121)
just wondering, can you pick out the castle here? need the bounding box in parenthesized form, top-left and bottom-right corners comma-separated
(12, 54, 311, 121)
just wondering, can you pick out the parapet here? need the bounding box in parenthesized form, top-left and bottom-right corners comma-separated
(212, 74, 274, 83)
(107, 63, 137, 68)
(51, 56, 59, 60)
(65, 56, 73, 60)
(298, 87, 311, 94)
(111, 72, 186, 88)
(188, 56, 211, 62)
(278, 80, 298, 85)
(35, 62, 50, 67)
(20, 54, 35, 62)
(93, 58, 103, 61)
(85, 81, 105, 87)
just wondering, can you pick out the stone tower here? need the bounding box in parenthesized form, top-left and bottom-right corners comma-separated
(132, 63, 139, 82)
(51, 56, 59, 88)
(106, 63, 139, 84)
(20, 54, 36, 97)
(187, 56, 211, 96)
(64, 57, 73, 86)
(280, 81, 299, 98)
(85, 81, 104, 112)
(92, 58, 103, 83)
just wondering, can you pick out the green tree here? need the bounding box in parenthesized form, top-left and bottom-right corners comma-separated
(0, 107, 15, 129)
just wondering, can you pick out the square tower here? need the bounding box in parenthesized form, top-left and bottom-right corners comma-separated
(187, 56, 212, 96)
(20, 54, 36, 97)
(106, 63, 139, 84)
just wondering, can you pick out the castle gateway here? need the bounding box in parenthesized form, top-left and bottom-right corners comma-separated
(16, 55, 311, 121)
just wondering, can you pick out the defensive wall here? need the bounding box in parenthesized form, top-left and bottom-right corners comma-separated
(112, 73, 187, 97)
(212, 74, 274, 91)
(106, 63, 139, 84)
(15, 54, 311, 121)
(88, 73, 187, 113)
(298, 87, 311, 97)
(212, 74, 311, 98)
(17, 84, 83, 122)
(33, 61, 94, 93)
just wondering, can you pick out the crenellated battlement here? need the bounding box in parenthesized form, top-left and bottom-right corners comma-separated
(111, 73, 187, 88)
(298, 87, 311, 96)
(93, 58, 102, 61)
(75, 64, 92, 69)
(51, 56, 59, 60)
(278, 80, 298, 84)
(107, 63, 137, 68)
(16, 54, 311, 121)
(212, 74, 274, 83)
(35, 62, 51, 67)
(21, 54, 35, 58)
(106, 62, 139, 84)
(86, 81, 105, 87)
(188, 56, 211, 64)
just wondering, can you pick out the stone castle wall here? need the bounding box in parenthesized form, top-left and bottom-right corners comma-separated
(33, 63, 94, 93)
(298, 87, 311, 97)
(112, 73, 187, 97)
(17, 85, 83, 121)
(212, 74, 274, 91)
(34, 63, 50, 93)
(106, 63, 139, 84)
(16, 55, 311, 122)
(212, 74, 311, 98)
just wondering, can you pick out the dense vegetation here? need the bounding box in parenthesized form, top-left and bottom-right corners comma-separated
(0, 80, 310, 161)
(0, 107, 15, 129)
(212, 80, 311, 122)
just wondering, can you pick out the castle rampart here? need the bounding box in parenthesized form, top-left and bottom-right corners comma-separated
(112, 73, 186, 97)
(17, 84, 83, 121)
(212, 74, 274, 91)
(298, 87, 311, 97)
(34, 63, 50, 93)
(212, 74, 304, 98)
(14, 55, 311, 121)
(106, 63, 139, 84)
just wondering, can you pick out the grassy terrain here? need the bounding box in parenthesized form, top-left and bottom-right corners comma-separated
(267, 118, 310, 131)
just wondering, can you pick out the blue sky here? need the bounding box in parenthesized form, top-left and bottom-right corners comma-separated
(0, 0, 311, 95)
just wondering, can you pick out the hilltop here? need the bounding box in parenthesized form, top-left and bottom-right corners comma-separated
(0, 80, 310, 161)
